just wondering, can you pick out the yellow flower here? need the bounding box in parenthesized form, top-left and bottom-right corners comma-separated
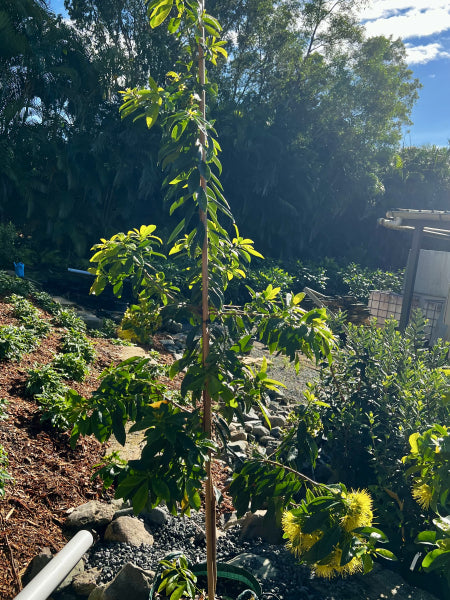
(281, 511, 320, 556)
(412, 483, 433, 509)
(314, 549, 363, 579)
(341, 489, 373, 532)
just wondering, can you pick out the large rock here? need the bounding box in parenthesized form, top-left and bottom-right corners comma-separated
(252, 425, 270, 438)
(104, 516, 154, 546)
(72, 568, 102, 597)
(240, 510, 283, 545)
(227, 552, 279, 582)
(353, 563, 440, 600)
(65, 501, 116, 532)
(101, 563, 154, 600)
(141, 506, 169, 526)
(230, 430, 247, 442)
(269, 415, 286, 428)
(228, 440, 249, 454)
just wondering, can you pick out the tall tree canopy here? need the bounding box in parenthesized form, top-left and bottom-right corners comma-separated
(209, 0, 420, 259)
(0, 0, 432, 267)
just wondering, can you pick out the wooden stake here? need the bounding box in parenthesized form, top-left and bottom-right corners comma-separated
(198, 1, 217, 597)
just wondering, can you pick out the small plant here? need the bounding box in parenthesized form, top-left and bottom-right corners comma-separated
(52, 353, 89, 382)
(89, 318, 118, 339)
(53, 309, 87, 332)
(108, 337, 135, 346)
(9, 293, 36, 320)
(32, 291, 61, 315)
(8, 293, 51, 336)
(37, 393, 73, 430)
(149, 551, 263, 600)
(0, 270, 35, 297)
(0, 325, 40, 360)
(118, 297, 162, 345)
(151, 553, 199, 600)
(26, 364, 67, 397)
(61, 329, 96, 363)
(0, 445, 12, 497)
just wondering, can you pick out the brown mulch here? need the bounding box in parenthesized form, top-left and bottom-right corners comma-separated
(0, 301, 128, 599)
(0, 301, 233, 599)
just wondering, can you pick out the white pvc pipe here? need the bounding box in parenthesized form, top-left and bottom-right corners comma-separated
(14, 530, 94, 600)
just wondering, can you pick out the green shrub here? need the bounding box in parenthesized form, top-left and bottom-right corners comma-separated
(307, 311, 449, 560)
(340, 262, 404, 302)
(61, 329, 96, 363)
(37, 393, 73, 431)
(89, 318, 118, 339)
(118, 298, 162, 345)
(0, 271, 35, 297)
(52, 353, 88, 382)
(32, 291, 61, 315)
(0, 325, 40, 360)
(25, 364, 68, 397)
(53, 309, 87, 332)
(8, 294, 51, 336)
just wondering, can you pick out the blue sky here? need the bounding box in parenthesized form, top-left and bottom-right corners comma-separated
(360, 1, 450, 147)
(49, 0, 450, 147)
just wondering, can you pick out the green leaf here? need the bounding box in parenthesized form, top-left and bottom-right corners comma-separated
(415, 530, 437, 545)
(168, 218, 186, 245)
(196, 187, 208, 211)
(170, 583, 186, 600)
(132, 482, 150, 514)
(422, 548, 450, 571)
(112, 407, 126, 446)
(149, 0, 173, 28)
(375, 548, 398, 561)
(191, 562, 262, 597)
(151, 477, 171, 500)
(362, 553, 374, 573)
(302, 526, 341, 563)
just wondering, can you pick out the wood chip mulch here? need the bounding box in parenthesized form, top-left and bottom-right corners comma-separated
(0, 300, 129, 599)
(0, 302, 233, 599)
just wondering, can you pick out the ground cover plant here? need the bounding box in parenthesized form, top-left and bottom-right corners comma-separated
(0, 287, 130, 599)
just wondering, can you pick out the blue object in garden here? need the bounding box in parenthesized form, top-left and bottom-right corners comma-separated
(14, 262, 24, 278)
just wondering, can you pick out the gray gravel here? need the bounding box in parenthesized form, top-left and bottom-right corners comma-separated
(85, 511, 371, 600)
(250, 341, 320, 405)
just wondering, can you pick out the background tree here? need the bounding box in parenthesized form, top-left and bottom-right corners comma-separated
(208, 1, 420, 261)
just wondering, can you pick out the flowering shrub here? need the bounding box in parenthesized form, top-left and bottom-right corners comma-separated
(282, 485, 394, 578)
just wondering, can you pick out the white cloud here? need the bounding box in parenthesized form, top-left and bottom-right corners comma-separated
(405, 42, 450, 64)
(359, 1, 450, 64)
(361, 2, 450, 39)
